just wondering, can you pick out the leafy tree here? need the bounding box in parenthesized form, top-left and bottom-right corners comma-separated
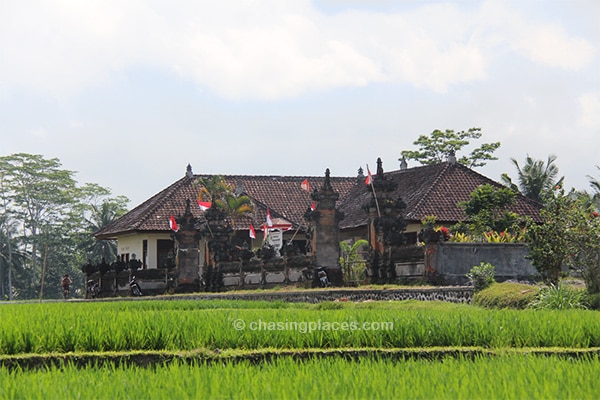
(339, 239, 368, 284)
(0, 154, 77, 293)
(400, 128, 500, 168)
(0, 153, 128, 299)
(524, 187, 577, 286)
(501, 155, 563, 204)
(525, 186, 599, 293)
(458, 184, 520, 238)
(567, 199, 600, 294)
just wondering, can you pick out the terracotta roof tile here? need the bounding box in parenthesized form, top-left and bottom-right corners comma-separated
(339, 162, 542, 229)
(96, 163, 542, 239)
(95, 172, 357, 239)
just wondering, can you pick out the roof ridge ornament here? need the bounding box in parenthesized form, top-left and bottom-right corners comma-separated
(186, 164, 194, 179)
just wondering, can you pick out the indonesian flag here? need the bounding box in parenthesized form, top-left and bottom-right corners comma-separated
(249, 223, 256, 239)
(169, 215, 179, 232)
(266, 208, 273, 227)
(365, 165, 373, 185)
(197, 200, 212, 211)
(301, 179, 311, 192)
(310, 202, 316, 211)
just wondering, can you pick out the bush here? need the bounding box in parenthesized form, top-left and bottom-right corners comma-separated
(472, 282, 539, 309)
(466, 262, 495, 291)
(528, 284, 587, 310)
(584, 293, 600, 310)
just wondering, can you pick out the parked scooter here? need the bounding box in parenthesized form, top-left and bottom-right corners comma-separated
(87, 279, 100, 299)
(315, 267, 331, 288)
(129, 276, 143, 296)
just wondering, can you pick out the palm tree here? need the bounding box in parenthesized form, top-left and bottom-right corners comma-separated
(502, 155, 562, 204)
(588, 166, 600, 210)
(86, 197, 128, 263)
(196, 176, 254, 225)
(339, 239, 369, 284)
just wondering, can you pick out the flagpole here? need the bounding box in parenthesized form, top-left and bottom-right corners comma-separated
(366, 164, 381, 218)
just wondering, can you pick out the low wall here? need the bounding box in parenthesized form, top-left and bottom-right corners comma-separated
(433, 242, 537, 284)
(168, 287, 474, 304)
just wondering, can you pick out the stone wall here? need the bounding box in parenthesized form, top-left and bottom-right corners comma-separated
(432, 242, 537, 284)
(171, 287, 474, 304)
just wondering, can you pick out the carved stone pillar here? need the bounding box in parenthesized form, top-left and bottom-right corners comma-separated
(308, 168, 345, 285)
(364, 158, 407, 284)
(172, 199, 202, 292)
(199, 199, 233, 291)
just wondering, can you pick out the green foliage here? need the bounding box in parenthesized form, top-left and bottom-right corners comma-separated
(339, 239, 368, 284)
(528, 284, 587, 310)
(195, 175, 254, 224)
(584, 292, 600, 310)
(502, 154, 562, 204)
(458, 184, 521, 239)
(0, 153, 128, 300)
(525, 187, 600, 292)
(2, 355, 600, 400)
(466, 262, 496, 291)
(472, 282, 539, 309)
(1, 299, 600, 355)
(400, 127, 500, 168)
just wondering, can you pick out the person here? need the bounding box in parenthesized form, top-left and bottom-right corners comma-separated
(61, 274, 73, 299)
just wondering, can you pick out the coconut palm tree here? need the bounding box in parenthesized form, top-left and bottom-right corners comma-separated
(588, 166, 600, 210)
(196, 176, 254, 225)
(502, 155, 562, 204)
(86, 197, 129, 263)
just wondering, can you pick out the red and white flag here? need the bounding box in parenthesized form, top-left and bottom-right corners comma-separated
(169, 215, 179, 232)
(365, 165, 373, 185)
(310, 202, 316, 211)
(249, 223, 256, 239)
(301, 179, 311, 192)
(266, 208, 273, 227)
(197, 200, 212, 211)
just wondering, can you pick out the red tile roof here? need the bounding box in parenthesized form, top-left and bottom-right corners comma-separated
(95, 171, 358, 239)
(339, 162, 542, 229)
(96, 162, 542, 239)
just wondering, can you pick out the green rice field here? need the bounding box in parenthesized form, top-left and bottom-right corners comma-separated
(1, 298, 599, 399)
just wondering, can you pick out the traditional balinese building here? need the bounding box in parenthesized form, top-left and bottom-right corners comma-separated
(93, 158, 542, 292)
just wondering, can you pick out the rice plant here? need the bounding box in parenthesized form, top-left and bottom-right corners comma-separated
(0, 355, 598, 400)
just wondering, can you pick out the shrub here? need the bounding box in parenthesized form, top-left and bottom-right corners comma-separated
(466, 262, 495, 291)
(528, 284, 587, 310)
(584, 293, 600, 310)
(472, 282, 539, 309)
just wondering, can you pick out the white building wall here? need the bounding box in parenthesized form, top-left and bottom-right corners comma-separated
(117, 233, 173, 269)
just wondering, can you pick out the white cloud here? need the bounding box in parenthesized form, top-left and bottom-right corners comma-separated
(0, 0, 596, 100)
(515, 24, 596, 70)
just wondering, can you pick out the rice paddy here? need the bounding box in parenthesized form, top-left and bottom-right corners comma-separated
(1, 298, 598, 399)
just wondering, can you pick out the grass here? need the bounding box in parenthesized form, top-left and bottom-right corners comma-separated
(473, 282, 540, 309)
(1, 299, 599, 355)
(2, 297, 599, 399)
(1, 355, 599, 399)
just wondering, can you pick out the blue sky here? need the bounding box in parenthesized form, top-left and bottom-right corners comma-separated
(1, 0, 598, 207)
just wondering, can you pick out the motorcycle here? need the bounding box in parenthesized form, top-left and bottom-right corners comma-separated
(315, 267, 331, 288)
(129, 276, 143, 297)
(87, 280, 100, 299)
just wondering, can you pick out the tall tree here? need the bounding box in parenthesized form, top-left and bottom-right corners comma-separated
(0, 153, 128, 299)
(0, 154, 77, 293)
(400, 128, 501, 168)
(502, 155, 562, 204)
